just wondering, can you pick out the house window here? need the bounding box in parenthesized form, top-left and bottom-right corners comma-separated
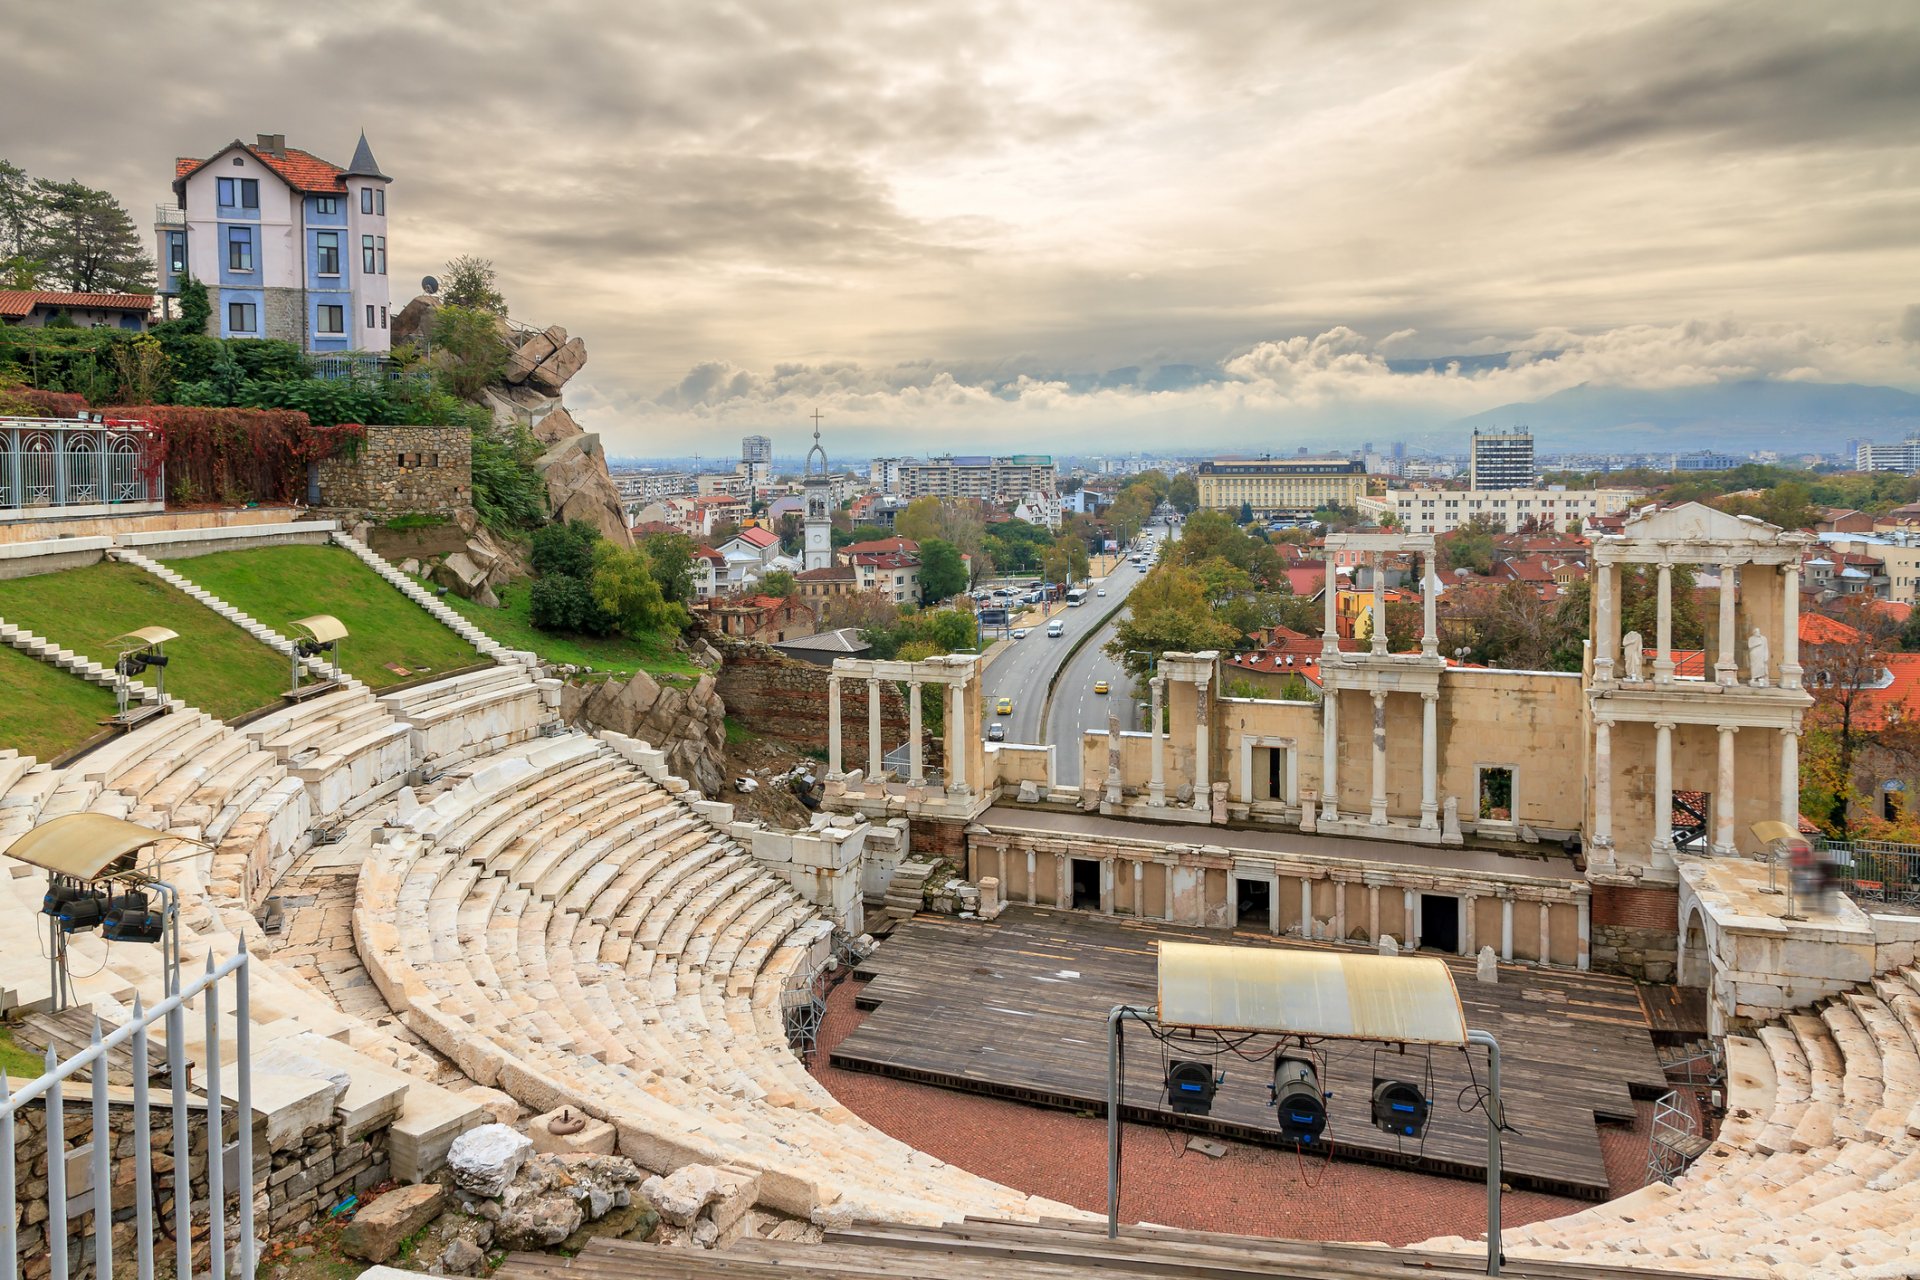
(315, 196, 338, 215)
(227, 226, 254, 271)
(227, 301, 257, 333)
(217, 177, 259, 209)
(317, 304, 345, 335)
(380, 305, 387, 329)
(315, 231, 339, 274)
(366, 304, 376, 328)
(361, 188, 374, 215)
(375, 189, 385, 216)
(362, 235, 376, 273)
(166, 232, 186, 274)
(376, 236, 387, 274)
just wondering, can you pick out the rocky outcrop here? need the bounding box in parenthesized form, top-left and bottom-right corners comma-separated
(365, 509, 526, 606)
(564, 670, 728, 796)
(535, 432, 631, 547)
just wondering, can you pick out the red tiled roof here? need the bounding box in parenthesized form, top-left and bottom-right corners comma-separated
(1284, 567, 1324, 597)
(0, 290, 152, 317)
(796, 565, 856, 581)
(1801, 613, 1865, 646)
(731, 525, 779, 548)
(842, 537, 918, 556)
(1856, 653, 1920, 725)
(175, 143, 350, 195)
(1872, 600, 1914, 625)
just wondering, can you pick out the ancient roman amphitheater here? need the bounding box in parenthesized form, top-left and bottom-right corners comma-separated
(4, 511, 1919, 1280)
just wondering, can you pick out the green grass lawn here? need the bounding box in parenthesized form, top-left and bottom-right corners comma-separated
(0, 1025, 47, 1078)
(164, 544, 485, 690)
(0, 562, 288, 722)
(0, 643, 117, 762)
(437, 579, 703, 680)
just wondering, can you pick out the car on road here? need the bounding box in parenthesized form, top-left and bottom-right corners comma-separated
(1097, 588, 1107, 597)
(1011, 627, 1029, 639)
(1047, 620, 1065, 637)
(986, 722, 1006, 741)
(1093, 680, 1109, 694)
(996, 697, 1013, 715)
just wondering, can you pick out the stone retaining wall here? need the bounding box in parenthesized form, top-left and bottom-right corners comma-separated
(316, 425, 472, 516)
(1589, 881, 1680, 982)
(714, 641, 909, 761)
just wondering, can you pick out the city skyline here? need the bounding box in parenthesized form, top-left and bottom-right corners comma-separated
(5, 1, 1918, 455)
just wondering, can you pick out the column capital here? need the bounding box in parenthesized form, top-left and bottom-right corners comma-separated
(1654, 717, 1677, 732)
(866, 676, 881, 688)
(1420, 689, 1439, 703)
(1717, 723, 1740, 735)
(1371, 688, 1387, 705)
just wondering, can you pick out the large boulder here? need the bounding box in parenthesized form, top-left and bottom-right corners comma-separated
(448, 1123, 534, 1199)
(432, 551, 498, 607)
(532, 403, 585, 446)
(390, 294, 441, 348)
(535, 432, 631, 547)
(577, 669, 728, 796)
(503, 330, 558, 385)
(527, 337, 588, 395)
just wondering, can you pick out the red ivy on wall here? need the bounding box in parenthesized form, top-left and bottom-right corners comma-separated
(93, 404, 366, 506)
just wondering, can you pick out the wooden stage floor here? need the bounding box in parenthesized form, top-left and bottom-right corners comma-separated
(832, 908, 1668, 1200)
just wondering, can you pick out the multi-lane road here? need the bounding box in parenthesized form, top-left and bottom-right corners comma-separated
(979, 521, 1176, 787)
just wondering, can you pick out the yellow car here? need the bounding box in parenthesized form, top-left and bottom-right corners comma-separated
(1093, 680, 1110, 694)
(996, 697, 1013, 715)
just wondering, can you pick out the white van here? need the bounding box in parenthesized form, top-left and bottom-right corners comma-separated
(1047, 620, 1065, 638)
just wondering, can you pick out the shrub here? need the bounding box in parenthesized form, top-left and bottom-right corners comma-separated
(528, 572, 614, 636)
(471, 426, 548, 530)
(531, 520, 600, 579)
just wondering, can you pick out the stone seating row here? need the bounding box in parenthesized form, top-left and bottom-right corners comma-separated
(378, 664, 547, 767)
(0, 716, 488, 1187)
(354, 736, 1069, 1228)
(1423, 969, 1920, 1277)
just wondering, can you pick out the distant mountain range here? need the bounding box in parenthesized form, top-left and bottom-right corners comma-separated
(1448, 380, 1920, 454)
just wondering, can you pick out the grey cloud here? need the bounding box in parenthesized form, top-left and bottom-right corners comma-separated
(1494, 4, 1920, 159)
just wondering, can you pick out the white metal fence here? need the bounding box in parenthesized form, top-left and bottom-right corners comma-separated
(2, 951, 253, 1280)
(0, 420, 162, 513)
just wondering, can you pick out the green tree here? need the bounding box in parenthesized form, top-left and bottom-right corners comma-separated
(30, 178, 153, 293)
(638, 531, 697, 606)
(528, 573, 613, 635)
(918, 538, 969, 602)
(1438, 519, 1496, 575)
(1167, 472, 1198, 514)
(1238, 500, 1254, 525)
(590, 541, 682, 635)
(431, 304, 510, 400)
(759, 568, 797, 599)
(441, 255, 508, 316)
(1106, 565, 1239, 684)
(531, 520, 600, 579)
(0, 160, 38, 262)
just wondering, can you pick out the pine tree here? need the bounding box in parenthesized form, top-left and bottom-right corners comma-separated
(31, 178, 154, 293)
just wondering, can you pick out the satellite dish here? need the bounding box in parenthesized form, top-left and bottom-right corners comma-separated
(421, 275, 440, 296)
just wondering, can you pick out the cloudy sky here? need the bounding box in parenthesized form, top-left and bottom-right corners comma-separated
(7, 0, 1919, 458)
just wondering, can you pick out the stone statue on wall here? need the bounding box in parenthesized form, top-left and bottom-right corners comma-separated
(1747, 626, 1771, 688)
(1621, 631, 1644, 682)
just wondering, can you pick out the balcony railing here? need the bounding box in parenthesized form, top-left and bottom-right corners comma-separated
(0, 417, 163, 515)
(153, 203, 185, 226)
(1818, 837, 1920, 907)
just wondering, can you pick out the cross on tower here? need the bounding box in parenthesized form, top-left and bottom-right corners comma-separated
(810, 408, 824, 443)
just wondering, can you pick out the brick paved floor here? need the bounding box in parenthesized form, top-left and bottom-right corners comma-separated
(813, 977, 1665, 1246)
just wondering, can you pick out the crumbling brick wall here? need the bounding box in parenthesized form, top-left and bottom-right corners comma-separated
(714, 640, 908, 762)
(1590, 882, 1680, 982)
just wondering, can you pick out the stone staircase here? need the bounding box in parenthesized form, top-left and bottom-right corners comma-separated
(0, 613, 168, 706)
(328, 529, 533, 671)
(107, 546, 350, 687)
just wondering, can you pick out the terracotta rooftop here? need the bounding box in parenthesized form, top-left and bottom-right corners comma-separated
(175, 141, 353, 195)
(0, 290, 152, 317)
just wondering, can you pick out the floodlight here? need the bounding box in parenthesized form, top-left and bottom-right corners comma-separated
(1165, 1058, 1218, 1116)
(1371, 1078, 1430, 1138)
(1271, 1053, 1326, 1145)
(57, 889, 108, 933)
(289, 615, 348, 694)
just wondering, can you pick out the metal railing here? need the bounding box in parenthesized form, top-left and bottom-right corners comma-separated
(152, 205, 184, 227)
(1819, 837, 1920, 907)
(0, 420, 163, 513)
(1644, 1088, 1710, 1186)
(2, 950, 253, 1280)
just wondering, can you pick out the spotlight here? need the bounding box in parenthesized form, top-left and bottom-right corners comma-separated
(42, 881, 87, 917)
(1165, 1059, 1219, 1116)
(295, 637, 335, 658)
(56, 890, 108, 933)
(141, 652, 168, 667)
(1371, 1079, 1430, 1139)
(105, 904, 166, 944)
(1271, 1053, 1326, 1146)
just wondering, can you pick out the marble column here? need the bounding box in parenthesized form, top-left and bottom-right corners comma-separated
(1301, 879, 1314, 940)
(1654, 561, 1675, 683)
(1577, 897, 1591, 971)
(1593, 558, 1616, 681)
(1500, 898, 1514, 961)
(1134, 860, 1145, 917)
(1539, 902, 1553, 965)
(1653, 719, 1675, 853)
(1321, 687, 1340, 821)
(1781, 563, 1802, 690)
(1368, 885, 1381, 941)
(1323, 562, 1340, 653)
(1333, 880, 1348, 942)
(1716, 563, 1738, 686)
(1421, 555, 1438, 658)
(947, 681, 969, 794)
(1591, 718, 1614, 863)
(866, 678, 883, 780)
(1420, 690, 1439, 830)
(1192, 678, 1210, 810)
(1780, 727, 1799, 828)
(1714, 724, 1737, 854)
(1405, 888, 1419, 949)
(907, 680, 925, 785)
(1369, 690, 1389, 825)
(1462, 894, 1477, 956)
(1371, 551, 1389, 655)
(1025, 850, 1037, 905)
(826, 674, 843, 777)
(1148, 675, 1166, 805)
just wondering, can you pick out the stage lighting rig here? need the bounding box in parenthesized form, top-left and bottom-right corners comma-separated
(109, 627, 179, 722)
(1270, 1052, 1327, 1146)
(289, 614, 348, 697)
(1371, 1078, 1431, 1138)
(1165, 1058, 1221, 1116)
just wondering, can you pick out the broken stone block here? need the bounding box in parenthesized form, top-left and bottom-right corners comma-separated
(340, 1183, 446, 1262)
(449, 1123, 534, 1198)
(1477, 945, 1499, 984)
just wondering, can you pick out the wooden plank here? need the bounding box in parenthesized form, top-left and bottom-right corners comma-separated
(831, 907, 1667, 1199)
